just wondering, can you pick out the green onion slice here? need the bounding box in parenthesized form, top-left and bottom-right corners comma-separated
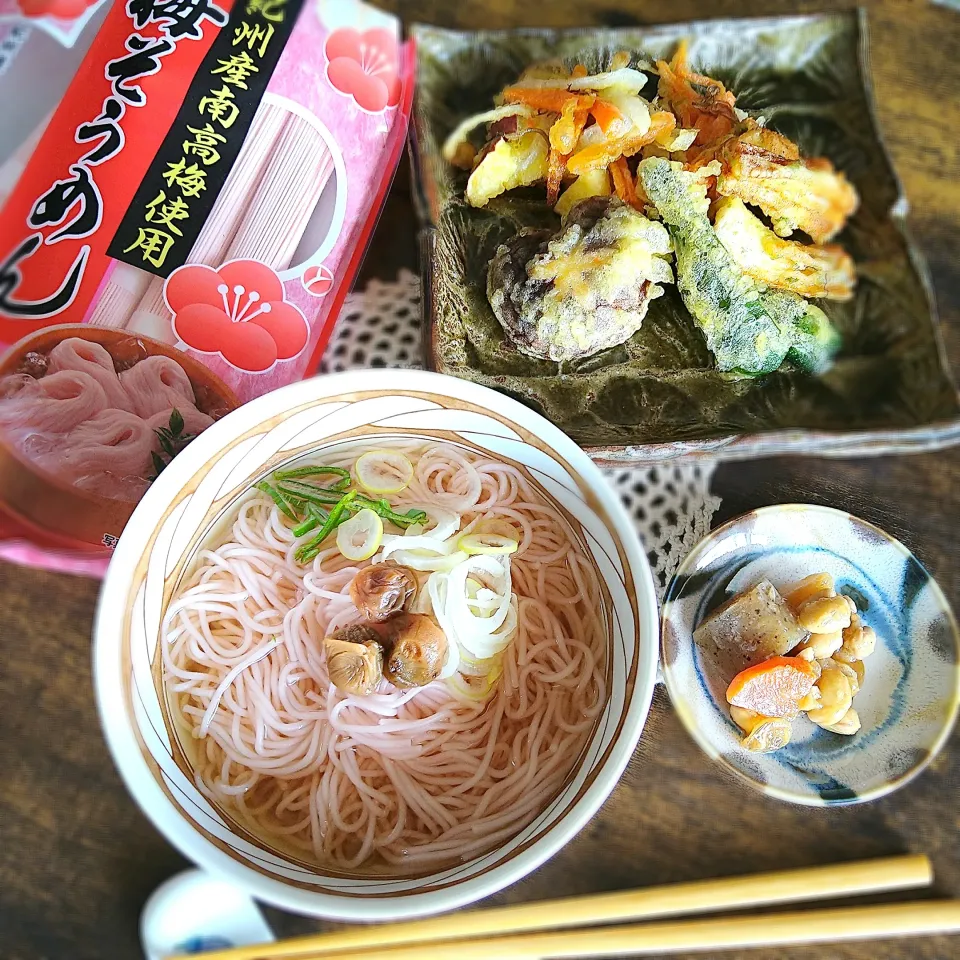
(256, 481, 298, 522)
(295, 492, 357, 563)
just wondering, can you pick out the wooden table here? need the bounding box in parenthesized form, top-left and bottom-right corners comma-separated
(2, 1, 959, 958)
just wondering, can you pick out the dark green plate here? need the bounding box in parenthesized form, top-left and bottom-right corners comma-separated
(410, 11, 960, 463)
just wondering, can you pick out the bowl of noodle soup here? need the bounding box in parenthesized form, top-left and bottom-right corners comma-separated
(94, 369, 658, 919)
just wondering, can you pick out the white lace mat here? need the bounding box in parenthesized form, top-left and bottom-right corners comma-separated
(322, 270, 721, 598)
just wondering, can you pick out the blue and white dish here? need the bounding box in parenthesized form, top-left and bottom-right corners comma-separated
(661, 504, 960, 806)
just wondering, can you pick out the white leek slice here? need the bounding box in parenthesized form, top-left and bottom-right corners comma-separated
(445, 556, 513, 657)
(427, 571, 450, 627)
(381, 530, 468, 572)
(380, 534, 455, 559)
(391, 549, 469, 573)
(458, 597, 518, 660)
(427, 573, 460, 680)
(464, 578, 502, 614)
(354, 450, 413, 495)
(409, 585, 434, 615)
(569, 67, 650, 94)
(458, 533, 519, 556)
(404, 572, 460, 680)
(601, 90, 651, 137)
(335, 509, 383, 561)
(438, 624, 461, 680)
(447, 556, 512, 635)
(576, 124, 607, 148)
(402, 504, 461, 541)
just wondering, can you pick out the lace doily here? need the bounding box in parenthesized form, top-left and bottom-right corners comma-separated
(323, 269, 720, 598)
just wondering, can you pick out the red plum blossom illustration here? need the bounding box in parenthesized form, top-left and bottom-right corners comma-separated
(303, 264, 334, 296)
(325, 27, 401, 113)
(165, 260, 309, 373)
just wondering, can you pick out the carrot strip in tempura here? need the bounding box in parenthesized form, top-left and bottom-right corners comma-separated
(549, 99, 593, 154)
(502, 88, 594, 114)
(546, 148, 569, 206)
(590, 99, 624, 135)
(567, 111, 675, 175)
(656, 40, 738, 147)
(608, 156, 643, 210)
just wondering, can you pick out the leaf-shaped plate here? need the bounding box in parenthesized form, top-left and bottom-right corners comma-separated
(411, 11, 960, 463)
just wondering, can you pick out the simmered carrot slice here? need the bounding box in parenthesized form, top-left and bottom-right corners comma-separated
(726, 656, 819, 718)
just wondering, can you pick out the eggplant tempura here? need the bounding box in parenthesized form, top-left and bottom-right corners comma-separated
(487, 196, 673, 363)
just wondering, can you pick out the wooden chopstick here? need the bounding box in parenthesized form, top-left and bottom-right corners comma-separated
(287, 901, 960, 959)
(180, 855, 932, 960)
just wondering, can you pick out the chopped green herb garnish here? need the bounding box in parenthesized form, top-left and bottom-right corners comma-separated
(295, 492, 357, 563)
(256, 481, 298, 521)
(274, 465, 351, 489)
(354, 496, 427, 528)
(276, 480, 346, 507)
(148, 408, 197, 481)
(257, 460, 430, 562)
(293, 502, 328, 538)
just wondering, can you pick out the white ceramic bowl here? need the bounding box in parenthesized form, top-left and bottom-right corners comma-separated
(93, 369, 658, 920)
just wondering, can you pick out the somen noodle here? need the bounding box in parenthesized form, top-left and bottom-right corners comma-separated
(162, 441, 607, 871)
(0, 338, 216, 500)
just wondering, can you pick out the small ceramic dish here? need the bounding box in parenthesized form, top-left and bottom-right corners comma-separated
(661, 504, 960, 805)
(0, 324, 238, 548)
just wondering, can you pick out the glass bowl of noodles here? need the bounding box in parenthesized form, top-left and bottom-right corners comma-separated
(0, 324, 238, 549)
(93, 368, 659, 920)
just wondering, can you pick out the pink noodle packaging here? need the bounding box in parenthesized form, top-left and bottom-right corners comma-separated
(0, 0, 414, 571)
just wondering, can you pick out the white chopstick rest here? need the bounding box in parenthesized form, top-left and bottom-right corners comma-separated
(140, 869, 274, 960)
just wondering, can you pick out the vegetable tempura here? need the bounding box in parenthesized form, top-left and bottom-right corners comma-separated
(447, 44, 859, 375)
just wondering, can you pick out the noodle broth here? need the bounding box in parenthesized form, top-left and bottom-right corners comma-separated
(162, 438, 610, 875)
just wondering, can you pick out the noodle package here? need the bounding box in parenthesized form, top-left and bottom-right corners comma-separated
(0, 0, 413, 566)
